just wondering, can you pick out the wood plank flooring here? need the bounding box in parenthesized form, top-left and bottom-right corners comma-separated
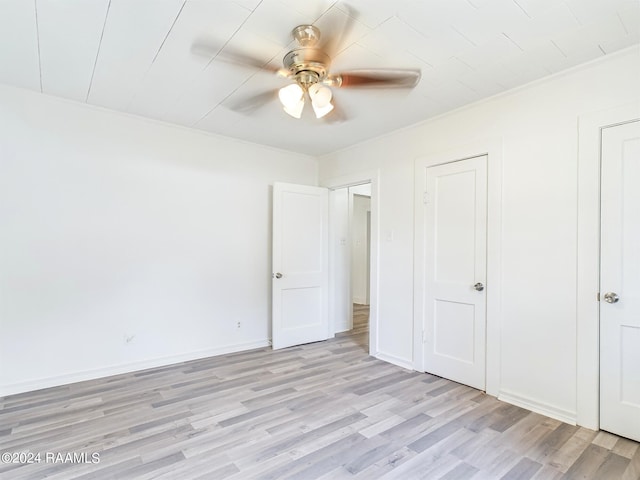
(1, 308, 638, 479)
(352, 304, 369, 341)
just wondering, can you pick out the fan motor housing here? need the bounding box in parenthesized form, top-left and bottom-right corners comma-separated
(283, 48, 330, 84)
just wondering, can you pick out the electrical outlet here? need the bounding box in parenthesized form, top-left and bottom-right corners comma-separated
(236, 322, 241, 329)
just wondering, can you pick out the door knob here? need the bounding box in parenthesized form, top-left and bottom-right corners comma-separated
(603, 292, 619, 303)
(274, 272, 283, 279)
(474, 282, 484, 292)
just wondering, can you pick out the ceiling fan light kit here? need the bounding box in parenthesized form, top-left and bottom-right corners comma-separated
(278, 82, 334, 119)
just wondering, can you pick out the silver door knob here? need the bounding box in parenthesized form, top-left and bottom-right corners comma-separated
(603, 292, 619, 303)
(274, 272, 283, 279)
(474, 282, 484, 292)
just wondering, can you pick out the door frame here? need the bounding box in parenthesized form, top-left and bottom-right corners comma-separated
(322, 170, 380, 357)
(413, 139, 503, 397)
(577, 103, 640, 430)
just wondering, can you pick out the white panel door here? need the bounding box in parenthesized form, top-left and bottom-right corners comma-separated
(421, 156, 487, 390)
(272, 182, 329, 350)
(600, 120, 640, 442)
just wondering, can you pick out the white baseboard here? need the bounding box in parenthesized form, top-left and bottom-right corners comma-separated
(0, 339, 270, 397)
(498, 389, 577, 425)
(375, 351, 414, 371)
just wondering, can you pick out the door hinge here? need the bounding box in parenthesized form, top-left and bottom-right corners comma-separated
(423, 192, 430, 204)
(597, 292, 600, 302)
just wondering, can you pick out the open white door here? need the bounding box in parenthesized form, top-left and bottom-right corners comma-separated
(600, 120, 640, 442)
(272, 182, 329, 350)
(418, 155, 487, 390)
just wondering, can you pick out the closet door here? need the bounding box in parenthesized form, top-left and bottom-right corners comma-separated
(600, 120, 640, 442)
(418, 155, 487, 390)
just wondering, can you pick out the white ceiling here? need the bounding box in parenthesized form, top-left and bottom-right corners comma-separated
(1, 0, 638, 155)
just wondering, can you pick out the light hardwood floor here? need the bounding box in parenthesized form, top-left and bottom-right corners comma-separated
(1, 308, 638, 480)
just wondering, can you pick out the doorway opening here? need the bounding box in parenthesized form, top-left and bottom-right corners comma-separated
(331, 183, 372, 352)
(349, 186, 371, 350)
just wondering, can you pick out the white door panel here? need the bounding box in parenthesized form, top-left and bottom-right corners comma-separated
(281, 191, 323, 272)
(433, 169, 477, 283)
(600, 120, 640, 442)
(421, 156, 487, 390)
(433, 300, 476, 363)
(272, 183, 329, 350)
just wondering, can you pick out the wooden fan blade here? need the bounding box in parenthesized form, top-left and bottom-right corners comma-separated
(218, 47, 287, 76)
(191, 41, 289, 77)
(316, 5, 360, 58)
(320, 101, 347, 124)
(328, 69, 421, 88)
(224, 89, 278, 114)
(190, 41, 221, 58)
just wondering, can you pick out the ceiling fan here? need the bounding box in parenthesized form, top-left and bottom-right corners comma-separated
(206, 20, 421, 120)
(271, 24, 420, 119)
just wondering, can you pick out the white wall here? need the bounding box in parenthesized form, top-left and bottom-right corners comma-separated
(318, 47, 640, 424)
(0, 85, 317, 396)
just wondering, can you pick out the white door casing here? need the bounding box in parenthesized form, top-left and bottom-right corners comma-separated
(419, 155, 488, 390)
(600, 120, 640, 442)
(272, 182, 329, 350)
(329, 187, 351, 333)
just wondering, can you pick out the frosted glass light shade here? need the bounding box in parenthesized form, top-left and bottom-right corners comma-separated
(312, 101, 334, 118)
(308, 84, 332, 108)
(278, 84, 304, 108)
(283, 99, 305, 118)
(279, 84, 305, 118)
